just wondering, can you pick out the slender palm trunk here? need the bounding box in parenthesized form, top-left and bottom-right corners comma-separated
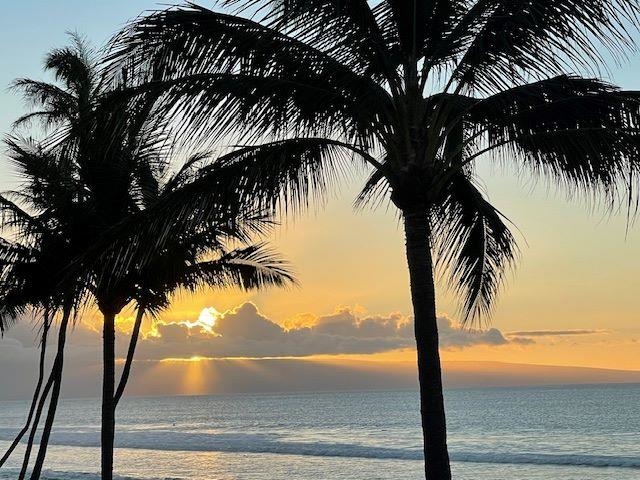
(0, 318, 50, 467)
(17, 366, 54, 480)
(403, 210, 452, 480)
(29, 308, 71, 480)
(99, 305, 144, 480)
(114, 306, 144, 407)
(101, 311, 116, 480)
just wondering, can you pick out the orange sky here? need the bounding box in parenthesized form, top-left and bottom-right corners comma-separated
(131, 163, 639, 374)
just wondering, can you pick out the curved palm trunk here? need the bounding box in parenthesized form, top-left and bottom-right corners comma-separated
(101, 311, 116, 480)
(29, 307, 72, 480)
(403, 211, 452, 480)
(0, 318, 50, 467)
(114, 306, 144, 407)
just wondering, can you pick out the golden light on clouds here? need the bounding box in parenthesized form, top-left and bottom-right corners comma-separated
(188, 307, 222, 333)
(149, 307, 224, 338)
(102, 299, 640, 373)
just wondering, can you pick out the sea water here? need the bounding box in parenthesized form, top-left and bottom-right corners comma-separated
(0, 384, 638, 479)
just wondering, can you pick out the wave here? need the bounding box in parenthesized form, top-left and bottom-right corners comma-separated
(0, 469, 167, 480)
(450, 451, 640, 469)
(1, 429, 638, 470)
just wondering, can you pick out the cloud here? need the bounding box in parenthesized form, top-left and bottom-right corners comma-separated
(141, 311, 411, 360)
(506, 329, 608, 337)
(214, 303, 283, 340)
(135, 303, 526, 360)
(435, 318, 536, 347)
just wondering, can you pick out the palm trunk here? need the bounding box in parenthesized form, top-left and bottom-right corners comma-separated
(403, 210, 452, 480)
(0, 318, 50, 467)
(114, 306, 144, 407)
(17, 367, 54, 480)
(101, 311, 116, 480)
(29, 308, 71, 480)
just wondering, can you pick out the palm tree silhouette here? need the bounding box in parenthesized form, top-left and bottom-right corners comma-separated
(0, 36, 128, 479)
(1, 36, 294, 480)
(0, 138, 89, 480)
(0, 218, 54, 471)
(89, 154, 294, 478)
(109, 2, 640, 477)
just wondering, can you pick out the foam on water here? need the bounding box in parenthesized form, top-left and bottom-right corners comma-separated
(1, 428, 639, 469)
(451, 451, 640, 469)
(0, 470, 151, 480)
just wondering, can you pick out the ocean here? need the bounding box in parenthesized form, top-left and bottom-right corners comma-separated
(0, 384, 638, 479)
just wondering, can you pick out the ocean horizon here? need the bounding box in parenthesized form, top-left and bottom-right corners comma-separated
(1, 383, 638, 479)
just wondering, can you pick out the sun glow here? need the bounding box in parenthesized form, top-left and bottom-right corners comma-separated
(186, 307, 222, 333)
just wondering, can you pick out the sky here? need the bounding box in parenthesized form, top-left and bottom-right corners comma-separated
(1, 1, 639, 400)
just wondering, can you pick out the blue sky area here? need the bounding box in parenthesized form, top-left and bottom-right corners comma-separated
(0, 1, 154, 184)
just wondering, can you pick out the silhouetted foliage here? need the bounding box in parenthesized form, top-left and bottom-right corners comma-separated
(107, 2, 640, 478)
(0, 36, 294, 480)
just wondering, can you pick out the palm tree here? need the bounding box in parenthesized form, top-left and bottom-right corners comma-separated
(4, 36, 295, 480)
(108, 2, 640, 478)
(0, 140, 87, 480)
(111, 151, 295, 413)
(87, 148, 295, 478)
(0, 36, 117, 479)
(0, 239, 53, 470)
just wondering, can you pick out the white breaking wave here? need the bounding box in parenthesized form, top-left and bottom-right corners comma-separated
(1, 428, 638, 469)
(0, 469, 169, 480)
(449, 451, 640, 469)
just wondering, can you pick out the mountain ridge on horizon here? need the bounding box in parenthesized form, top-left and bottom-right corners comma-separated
(3, 356, 640, 402)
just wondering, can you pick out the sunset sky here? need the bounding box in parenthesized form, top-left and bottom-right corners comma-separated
(1, 1, 639, 400)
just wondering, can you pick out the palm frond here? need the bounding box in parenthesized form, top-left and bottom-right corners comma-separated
(227, 0, 397, 82)
(385, 0, 465, 62)
(0, 194, 42, 237)
(354, 168, 392, 211)
(212, 137, 368, 214)
(44, 35, 96, 96)
(451, 0, 640, 93)
(466, 76, 640, 201)
(10, 79, 78, 129)
(433, 173, 518, 324)
(187, 243, 296, 291)
(106, 5, 390, 143)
